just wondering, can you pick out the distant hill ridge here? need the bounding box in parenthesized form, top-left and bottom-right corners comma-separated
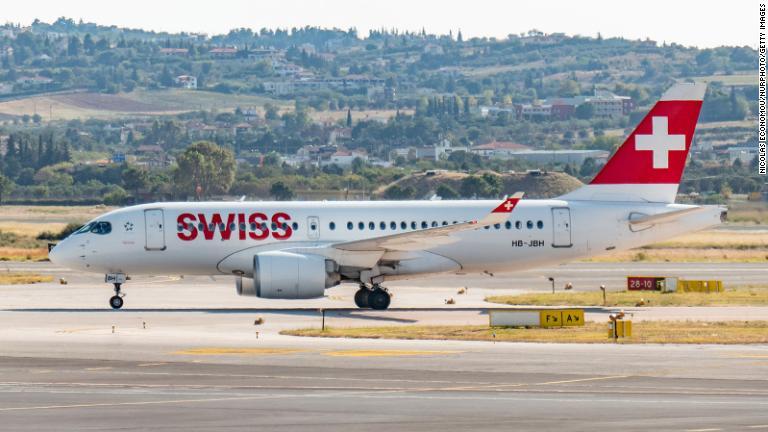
(375, 170, 583, 199)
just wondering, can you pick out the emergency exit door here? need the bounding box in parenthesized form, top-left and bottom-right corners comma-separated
(552, 207, 572, 248)
(144, 209, 166, 250)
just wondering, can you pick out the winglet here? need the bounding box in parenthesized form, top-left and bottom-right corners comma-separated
(492, 192, 524, 213)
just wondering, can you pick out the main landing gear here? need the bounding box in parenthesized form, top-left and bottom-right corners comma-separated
(354, 284, 391, 310)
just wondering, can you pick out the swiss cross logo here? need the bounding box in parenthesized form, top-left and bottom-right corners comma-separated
(503, 201, 515, 210)
(634, 116, 686, 169)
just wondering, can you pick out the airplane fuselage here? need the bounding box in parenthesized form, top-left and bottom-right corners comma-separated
(51, 199, 724, 281)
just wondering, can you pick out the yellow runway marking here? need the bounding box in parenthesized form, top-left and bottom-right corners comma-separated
(534, 375, 630, 386)
(440, 375, 629, 392)
(173, 348, 305, 356)
(324, 350, 461, 357)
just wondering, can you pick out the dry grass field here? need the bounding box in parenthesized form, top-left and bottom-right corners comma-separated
(0, 272, 53, 284)
(0, 90, 287, 120)
(283, 321, 768, 344)
(486, 285, 768, 307)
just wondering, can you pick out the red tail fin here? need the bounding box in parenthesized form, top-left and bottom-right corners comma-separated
(562, 82, 706, 203)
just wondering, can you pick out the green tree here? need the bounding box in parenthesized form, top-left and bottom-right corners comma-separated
(436, 184, 459, 199)
(122, 165, 150, 198)
(0, 174, 14, 204)
(575, 103, 594, 119)
(270, 181, 295, 200)
(174, 141, 235, 199)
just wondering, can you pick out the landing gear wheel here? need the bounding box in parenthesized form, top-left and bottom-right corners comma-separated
(354, 287, 370, 308)
(368, 288, 391, 310)
(109, 295, 124, 310)
(110, 282, 124, 310)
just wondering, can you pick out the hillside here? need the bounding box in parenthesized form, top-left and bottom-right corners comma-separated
(375, 170, 583, 200)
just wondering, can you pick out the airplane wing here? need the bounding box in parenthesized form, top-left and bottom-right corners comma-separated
(629, 206, 706, 226)
(333, 193, 524, 252)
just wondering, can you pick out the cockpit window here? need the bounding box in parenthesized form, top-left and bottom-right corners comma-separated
(74, 222, 95, 235)
(90, 221, 112, 235)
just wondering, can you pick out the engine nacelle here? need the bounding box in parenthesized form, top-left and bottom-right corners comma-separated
(236, 251, 340, 299)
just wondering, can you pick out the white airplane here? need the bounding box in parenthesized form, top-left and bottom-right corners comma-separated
(49, 82, 725, 310)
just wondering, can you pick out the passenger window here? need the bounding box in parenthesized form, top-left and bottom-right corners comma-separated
(90, 221, 112, 235)
(401, 221, 407, 229)
(431, 221, 438, 227)
(347, 221, 353, 230)
(442, 221, 448, 226)
(229, 223, 236, 231)
(330, 222, 336, 230)
(494, 223, 500, 229)
(527, 220, 534, 229)
(537, 220, 544, 229)
(368, 222, 375, 230)
(292, 222, 299, 230)
(411, 221, 417, 229)
(505, 221, 512, 229)
(239, 223, 246, 231)
(358, 222, 364, 230)
(421, 221, 428, 229)
(390, 221, 397, 230)
(515, 221, 521, 229)
(380, 221, 386, 230)
(271, 222, 278, 230)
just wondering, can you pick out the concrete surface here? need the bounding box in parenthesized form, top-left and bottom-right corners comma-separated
(0, 261, 765, 431)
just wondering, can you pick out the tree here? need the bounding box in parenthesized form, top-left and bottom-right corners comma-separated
(173, 141, 235, 199)
(574, 103, 594, 119)
(436, 184, 458, 199)
(0, 174, 13, 204)
(346, 108, 352, 127)
(270, 181, 295, 200)
(122, 165, 150, 198)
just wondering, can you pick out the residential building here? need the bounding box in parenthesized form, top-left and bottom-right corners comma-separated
(209, 47, 238, 58)
(507, 149, 609, 165)
(158, 48, 189, 56)
(470, 141, 532, 158)
(174, 75, 197, 89)
(726, 146, 758, 165)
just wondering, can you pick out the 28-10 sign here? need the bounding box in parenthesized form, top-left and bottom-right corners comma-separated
(627, 276, 663, 291)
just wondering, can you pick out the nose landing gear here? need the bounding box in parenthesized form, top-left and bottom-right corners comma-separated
(105, 273, 127, 310)
(109, 283, 124, 309)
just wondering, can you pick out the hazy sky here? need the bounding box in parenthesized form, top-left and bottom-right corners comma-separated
(2, 1, 755, 48)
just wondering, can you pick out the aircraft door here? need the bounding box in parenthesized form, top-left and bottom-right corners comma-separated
(307, 216, 320, 240)
(552, 207, 572, 248)
(144, 209, 166, 250)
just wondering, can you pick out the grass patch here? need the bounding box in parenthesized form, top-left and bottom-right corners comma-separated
(0, 272, 53, 284)
(0, 247, 49, 261)
(282, 321, 768, 345)
(583, 248, 768, 263)
(486, 286, 768, 307)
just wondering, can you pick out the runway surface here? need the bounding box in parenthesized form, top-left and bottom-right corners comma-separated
(0, 261, 766, 431)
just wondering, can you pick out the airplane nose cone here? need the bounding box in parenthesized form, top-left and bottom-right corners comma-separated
(48, 243, 62, 265)
(48, 241, 75, 268)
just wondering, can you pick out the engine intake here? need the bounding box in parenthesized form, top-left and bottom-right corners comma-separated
(236, 251, 340, 299)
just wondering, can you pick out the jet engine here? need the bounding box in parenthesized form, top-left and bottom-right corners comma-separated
(236, 251, 340, 299)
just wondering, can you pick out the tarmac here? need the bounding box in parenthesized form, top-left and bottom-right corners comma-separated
(0, 261, 766, 431)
